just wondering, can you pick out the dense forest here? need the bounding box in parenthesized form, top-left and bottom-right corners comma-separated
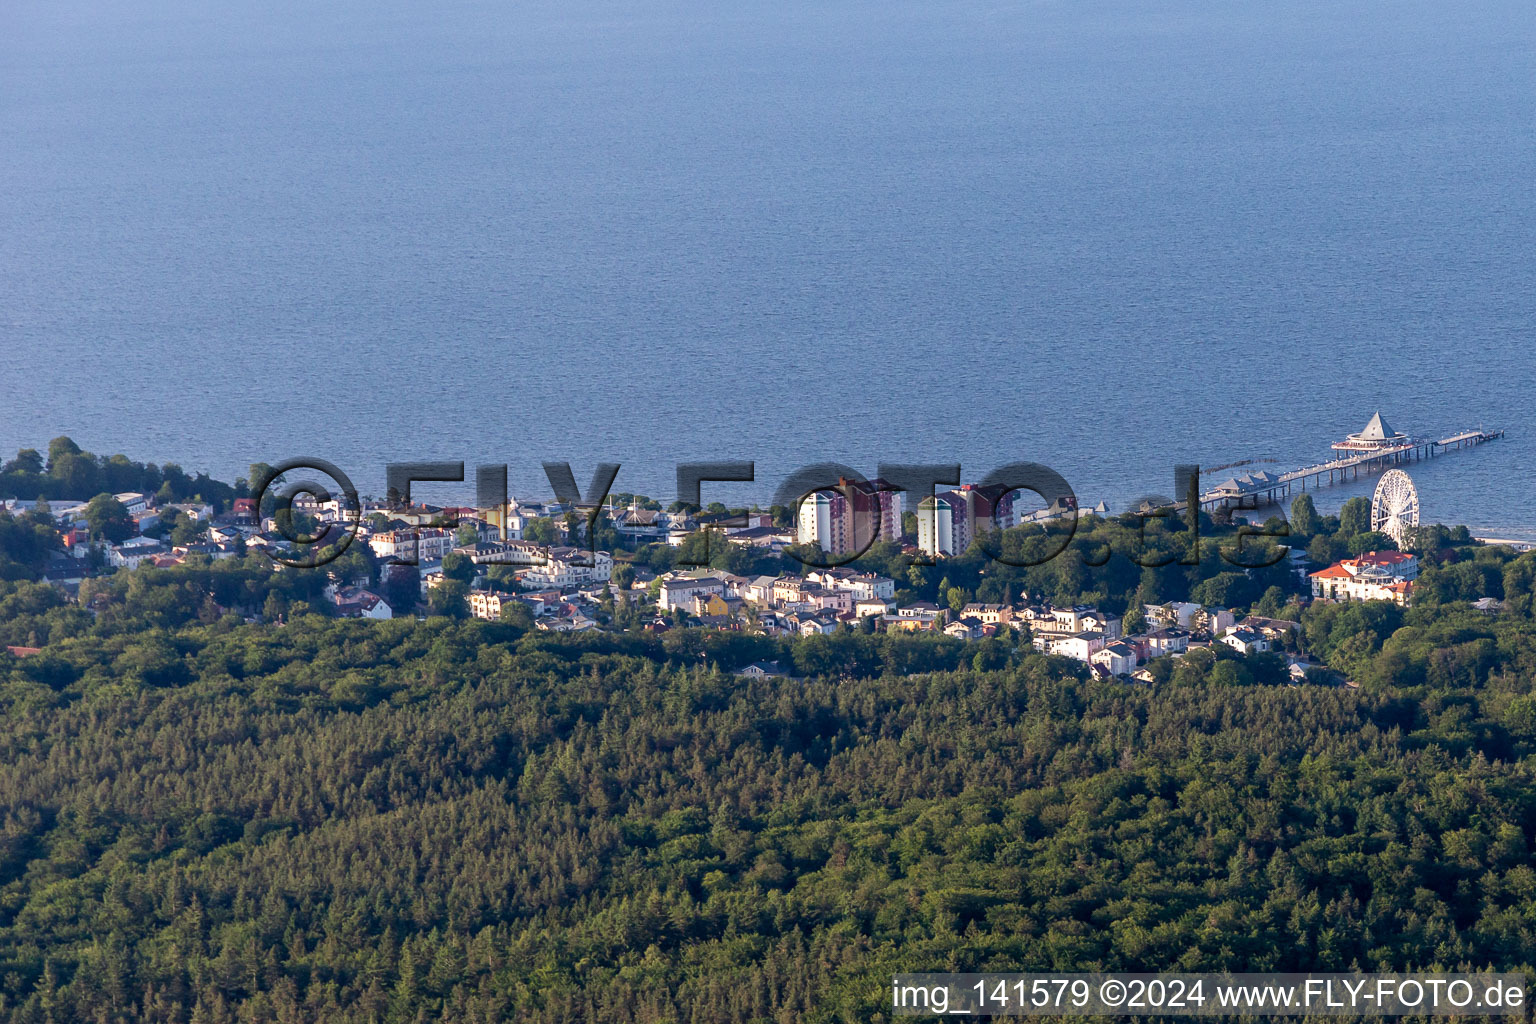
(2, 562, 1536, 1021)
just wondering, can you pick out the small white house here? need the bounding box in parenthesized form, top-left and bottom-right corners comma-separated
(736, 660, 786, 678)
(1143, 628, 1191, 656)
(332, 587, 392, 620)
(1047, 631, 1106, 662)
(657, 575, 725, 612)
(1221, 627, 1271, 655)
(108, 539, 168, 569)
(1090, 640, 1138, 677)
(114, 492, 150, 515)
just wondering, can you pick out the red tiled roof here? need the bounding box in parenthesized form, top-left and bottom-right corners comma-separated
(1354, 550, 1414, 565)
(1309, 564, 1354, 579)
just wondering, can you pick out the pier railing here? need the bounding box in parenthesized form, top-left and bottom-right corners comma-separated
(1197, 428, 1503, 511)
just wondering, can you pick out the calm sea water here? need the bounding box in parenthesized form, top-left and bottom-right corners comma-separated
(2, 0, 1533, 536)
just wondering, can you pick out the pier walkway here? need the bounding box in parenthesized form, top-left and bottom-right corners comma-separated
(1199, 428, 1503, 511)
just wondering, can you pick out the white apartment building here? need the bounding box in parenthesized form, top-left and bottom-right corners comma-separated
(368, 528, 457, 563)
(469, 590, 506, 620)
(658, 576, 726, 612)
(521, 547, 613, 589)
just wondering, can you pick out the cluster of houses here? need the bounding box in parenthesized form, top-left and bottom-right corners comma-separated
(2, 480, 1437, 688)
(439, 541, 618, 634)
(606, 501, 794, 550)
(14, 492, 246, 587)
(9, 487, 633, 627)
(602, 564, 1323, 682)
(1049, 600, 1317, 683)
(650, 567, 898, 633)
(963, 595, 1316, 682)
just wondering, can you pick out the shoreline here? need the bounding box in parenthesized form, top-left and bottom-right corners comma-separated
(1475, 537, 1536, 551)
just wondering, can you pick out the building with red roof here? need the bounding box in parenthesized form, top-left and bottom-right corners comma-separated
(1310, 550, 1418, 605)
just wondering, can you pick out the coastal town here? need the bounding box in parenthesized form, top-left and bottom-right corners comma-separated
(2, 414, 1488, 686)
(7, 6, 1533, 1015)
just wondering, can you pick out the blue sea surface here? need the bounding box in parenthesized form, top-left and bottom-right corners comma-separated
(1, 0, 1533, 536)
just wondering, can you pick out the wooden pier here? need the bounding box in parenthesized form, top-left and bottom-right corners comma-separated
(1199, 427, 1504, 512)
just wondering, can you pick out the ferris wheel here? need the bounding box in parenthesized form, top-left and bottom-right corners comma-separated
(1372, 470, 1419, 547)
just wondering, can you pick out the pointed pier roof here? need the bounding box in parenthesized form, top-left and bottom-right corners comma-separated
(1335, 412, 1409, 451)
(1357, 412, 1396, 441)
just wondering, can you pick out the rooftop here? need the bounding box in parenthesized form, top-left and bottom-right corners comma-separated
(1335, 411, 1410, 450)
